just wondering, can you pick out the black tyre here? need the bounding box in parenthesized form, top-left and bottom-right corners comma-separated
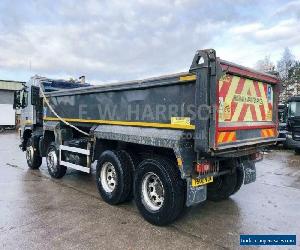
(123, 150, 140, 202)
(295, 149, 300, 155)
(231, 166, 244, 195)
(207, 171, 237, 201)
(26, 137, 42, 169)
(134, 157, 185, 226)
(96, 150, 133, 205)
(46, 142, 66, 178)
(0, 126, 4, 133)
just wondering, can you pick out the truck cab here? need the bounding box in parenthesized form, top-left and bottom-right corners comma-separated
(277, 103, 288, 143)
(14, 75, 89, 151)
(287, 96, 300, 153)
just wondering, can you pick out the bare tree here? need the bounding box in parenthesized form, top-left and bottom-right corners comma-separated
(277, 48, 296, 102)
(287, 61, 300, 96)
(255, 55, 275, 73)
(277, 47, 295, 81)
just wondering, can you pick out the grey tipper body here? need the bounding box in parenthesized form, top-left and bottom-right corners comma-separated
(15, 49, 280, 225)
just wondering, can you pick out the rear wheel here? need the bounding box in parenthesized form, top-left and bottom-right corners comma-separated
(231, 166, 244, 195)
(295, 149, 300, 155)
(46, 143, 66, 178)
(0, 126, 4, 133)
(134, 157, 185, 226)
(207, 171, 237, 201)
(26, 137, 42, 169)
(96, 150, 133, 205)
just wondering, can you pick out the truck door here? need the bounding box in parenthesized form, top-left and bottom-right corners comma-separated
(31, 86, 43, 126)
(287, 99, 300, 141)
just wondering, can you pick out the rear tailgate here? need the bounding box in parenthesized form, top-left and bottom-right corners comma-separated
(215, 60, 280, 150)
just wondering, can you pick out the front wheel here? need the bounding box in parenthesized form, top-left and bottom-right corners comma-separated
(134, 157, 185, 226)
(26, 137, 42, 169)
(46, 143, 66, 178)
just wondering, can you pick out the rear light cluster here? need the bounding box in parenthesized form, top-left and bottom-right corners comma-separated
(195, 160, 219, 176)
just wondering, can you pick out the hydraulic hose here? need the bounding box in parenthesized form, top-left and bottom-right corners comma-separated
(39, 83, 90, 136)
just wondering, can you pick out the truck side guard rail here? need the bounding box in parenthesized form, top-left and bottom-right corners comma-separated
(59, 145, 91, 173)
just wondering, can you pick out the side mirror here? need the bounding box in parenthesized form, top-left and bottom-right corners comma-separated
(31, 86, 40, 106)
(13, 91, 21, 109)
(22, 91, 28, 108)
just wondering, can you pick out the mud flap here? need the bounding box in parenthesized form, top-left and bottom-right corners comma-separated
(186, 178, 207, 207)
(243, 161, 256, 184)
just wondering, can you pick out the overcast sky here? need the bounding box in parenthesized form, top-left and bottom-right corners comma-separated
(0, 0, 299, 84)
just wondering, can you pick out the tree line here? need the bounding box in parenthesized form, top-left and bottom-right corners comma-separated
(255, 48, 300, 103)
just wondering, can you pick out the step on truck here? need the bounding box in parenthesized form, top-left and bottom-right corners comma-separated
(14, 49, 280, 225)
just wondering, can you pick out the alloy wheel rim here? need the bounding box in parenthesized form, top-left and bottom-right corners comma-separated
(141, 172, 165, 211)
(26, 146, 34, 164)
(100, 162, 117, 193)
(47, 150, 58, 172)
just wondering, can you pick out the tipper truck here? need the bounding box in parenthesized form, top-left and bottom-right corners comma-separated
(14, 49, 280, 225)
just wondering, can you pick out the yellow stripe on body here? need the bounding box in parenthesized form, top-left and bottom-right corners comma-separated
(21, 120, 33, 125)
(177, 158, 183, 167)
(43, 117, 196, 130)
(179, 75, 196, 82)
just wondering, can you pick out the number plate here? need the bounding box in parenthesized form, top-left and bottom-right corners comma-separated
(192, 176, 213, 187)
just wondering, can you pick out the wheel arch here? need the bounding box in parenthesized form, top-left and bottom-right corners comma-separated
(93, 138, 178, 168)
(39, 130, 56, 157)
(92, 125, 196, 178)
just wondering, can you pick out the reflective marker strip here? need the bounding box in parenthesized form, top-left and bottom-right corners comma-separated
(177, 158, 183, 167)
(261, 128, 276, 138)
(217, 131, 237, 144)
(218, 74, 273, 123)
